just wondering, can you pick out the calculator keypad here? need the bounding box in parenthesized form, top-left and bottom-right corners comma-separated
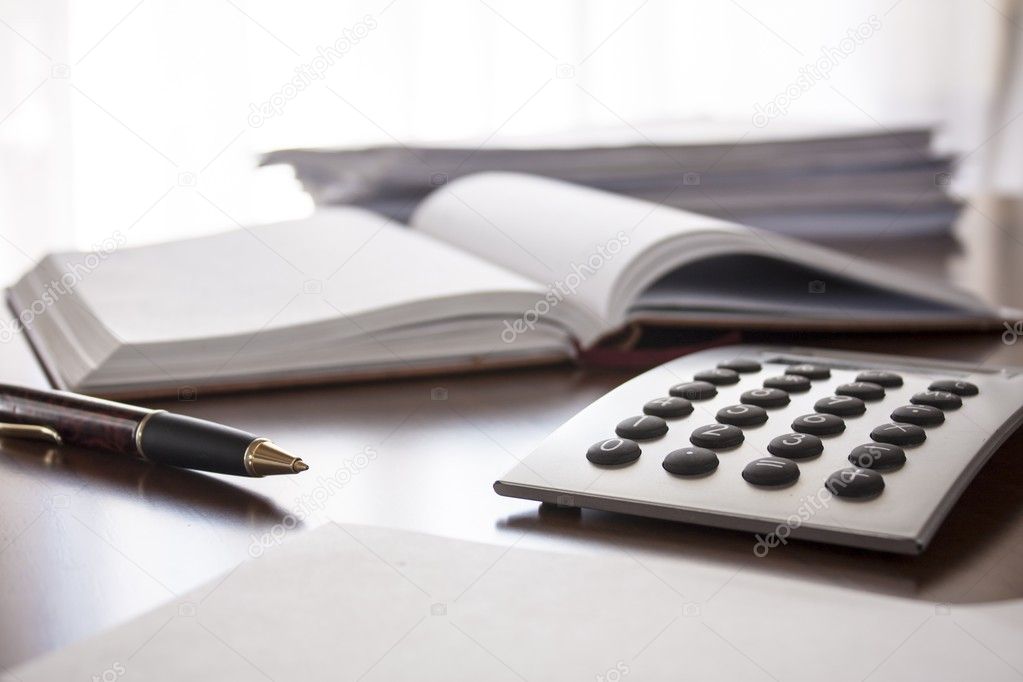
(643, 396, 693, 418)
(742, 457, 800, 487)
(767, 432, 823, 460)
(835, 381, 885, 400)
(588, 358, 982, 499)
(717, 358, 762, 373)
(763, 374, 811, 392)
(662, 447, 718, 476)
(792, 413, 846, 436)
(911, 390, 962, 410)
(814, 395, 867, 417)
(928, 379, 978, 396)
(871, 422, 926, 445)
(586, 438, 641, 465)
(856, 370, 903, 387)
(891, 404, 944, 426)
(669, 381, 717, 400)
(694, 368, 740, 385)
(690, 423, 744, 449)
(715, 404, 768, 427)
(825, 467, 885, 498)
(740, 388, 790, 408)
(785, 364, 831, 380)
(848, 442, 905, 470)
(615, 415, 668, 440)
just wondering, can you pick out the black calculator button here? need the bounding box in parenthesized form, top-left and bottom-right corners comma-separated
(928, 379, 978, 396)
(791, 413, 845, 436)
(855, 370, 903, 387)
(717, 358, 761, 373)
(767, 432, 823, 460)
(742, 457, 800, 487)
(835, 382, 885, 401)
(716, 404, 768, 427)
(891, 404, 944, 426)
(826, 467, 885, 499)
(785, 363, 831, 380)
(910, 390, 962, 410)
(871, 422, 926, 446)
(763, 375, 811, 392)
(669, 381, 717, 400)
(848, 443, 906, 470)
(643, 396, 693, 418)
(586, 438, 641, 466)
(740, 388, 790, 408)
(693, 368, 740, 385)
(662, 447, 719, 476)
(814, 395, 866, 417)
(690, 424, 744, 449)
(615, 415, 669, 440)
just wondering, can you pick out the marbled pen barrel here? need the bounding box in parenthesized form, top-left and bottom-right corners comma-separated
(0, 383, 150, 456)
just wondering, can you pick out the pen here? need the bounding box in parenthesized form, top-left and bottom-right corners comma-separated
(0, 383, 308, 477)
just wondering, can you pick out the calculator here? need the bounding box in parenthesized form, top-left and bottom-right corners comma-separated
(494, 345, 1023, 554)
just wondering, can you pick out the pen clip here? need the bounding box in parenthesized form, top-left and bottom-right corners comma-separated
(0, 423, 63, 445)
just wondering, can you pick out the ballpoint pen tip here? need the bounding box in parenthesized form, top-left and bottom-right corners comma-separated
(294, 460, 309, 472)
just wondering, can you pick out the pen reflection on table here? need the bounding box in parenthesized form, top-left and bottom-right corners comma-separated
(0, 437, 294, 527)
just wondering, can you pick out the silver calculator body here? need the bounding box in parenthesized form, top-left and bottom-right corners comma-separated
(495, 345, 1023, 554)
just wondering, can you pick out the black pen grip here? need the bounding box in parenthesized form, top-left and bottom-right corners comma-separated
(139, 412, 257, 476)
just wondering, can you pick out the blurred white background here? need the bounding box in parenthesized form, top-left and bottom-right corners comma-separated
(1, 0, 1021, 273)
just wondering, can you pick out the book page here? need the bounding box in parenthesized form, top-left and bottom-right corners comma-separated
(411, 174, 996, 340)
(65, 207, 548, 344)
(410, 173, 741, 330)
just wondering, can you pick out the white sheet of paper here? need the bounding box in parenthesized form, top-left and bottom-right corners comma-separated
(10, 523, 1020, 682)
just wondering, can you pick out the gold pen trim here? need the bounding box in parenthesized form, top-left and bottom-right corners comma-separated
(243, 438, 270, 476)
(133, 410, 165, 461)
(244, 439, 308, 476)
(0, 422, 63, 444)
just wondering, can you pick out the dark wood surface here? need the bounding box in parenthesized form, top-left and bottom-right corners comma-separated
(1, 197, 1022, 671)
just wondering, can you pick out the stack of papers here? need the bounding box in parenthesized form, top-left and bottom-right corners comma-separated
(262, 122, 959, 241)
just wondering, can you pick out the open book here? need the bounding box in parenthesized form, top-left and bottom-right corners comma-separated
(8, 173, 1007, 398)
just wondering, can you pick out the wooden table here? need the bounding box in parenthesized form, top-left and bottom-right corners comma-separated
(2, 197, 1022, 676)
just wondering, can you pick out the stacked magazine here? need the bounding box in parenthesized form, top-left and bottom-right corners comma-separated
(261, 122, 959, 241)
